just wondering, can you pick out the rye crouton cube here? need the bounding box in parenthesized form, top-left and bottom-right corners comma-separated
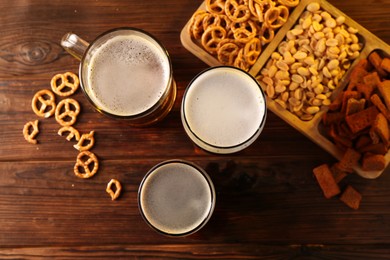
(378, 80, 390, 110)
(381, 57, 390, 73)
(339, 185, 362, 210)
(368, 51, 387, 77)
(370, 113, 390, 147)
(361, 153, 386, 171)
(313, 164, 341, 199)
(345, 106, 379, 134)
(338, 148, 361, 173)
(370, 94, 390, 122)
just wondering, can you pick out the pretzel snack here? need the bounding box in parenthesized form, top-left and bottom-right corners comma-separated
(106, 179, 122, 200)
(58, 126, 80, 141)
(23, 120, 39, 144)
(51, 72, 80, 97)
(74, 151, 99, 179)
(32, 89, 56, 118)
(74, 131, 95, 151)
(55, 98, 81, 126)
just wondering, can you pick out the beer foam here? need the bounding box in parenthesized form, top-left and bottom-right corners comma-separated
(87, 33, 170, 116)
(183, 67, 266, 148)
(140, 162, 213, 235)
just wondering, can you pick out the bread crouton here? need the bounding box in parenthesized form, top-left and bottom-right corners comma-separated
(313, 164, 341, 199)
(339, 185, 362, 210)
(338, 148, 361, 173)
(381, 57, 390, 73)
(345, 98, 366, 115)
(370, 94, 390, 122)
(345, 106, 379, 134)
(377, 80, 390, 110)
(370, 113, 390, 147)
(361, 153, 386, 171)
(368, 51, 387, 77)
(330, 163, 348, 183)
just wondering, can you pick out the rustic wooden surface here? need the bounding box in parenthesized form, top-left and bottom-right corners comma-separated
(1, 0, 390, 259)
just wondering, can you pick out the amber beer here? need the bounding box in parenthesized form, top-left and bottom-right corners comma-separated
(181, 66, 267, 154)
(138, 160, 216, 236)
(61, 28, 176, 125)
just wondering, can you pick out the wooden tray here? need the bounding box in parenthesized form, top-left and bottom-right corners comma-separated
(180, 0, 390, 179)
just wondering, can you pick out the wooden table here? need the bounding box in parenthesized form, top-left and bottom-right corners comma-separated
(1, 0, 389, 258)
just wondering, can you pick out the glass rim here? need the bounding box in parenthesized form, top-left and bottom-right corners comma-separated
(181, 66, 267, 152)
(137, 159, 216, 237)
(78, 27, 174, 120)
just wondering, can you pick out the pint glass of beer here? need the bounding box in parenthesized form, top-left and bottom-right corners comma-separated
(181, 66, 267, 154)
(61, 28, 176, 126)
(138, 160, 216, 236)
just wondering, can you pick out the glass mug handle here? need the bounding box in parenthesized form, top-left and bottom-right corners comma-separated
(61, 32, 89, 61)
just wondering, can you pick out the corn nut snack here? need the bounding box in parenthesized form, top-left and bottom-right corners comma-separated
(189, 0, 300, 71)
(258, 2, 363, 121)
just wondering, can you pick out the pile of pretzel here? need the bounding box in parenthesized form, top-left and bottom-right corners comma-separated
(23, 72, 121, 201)
(188, 0, 300, 71)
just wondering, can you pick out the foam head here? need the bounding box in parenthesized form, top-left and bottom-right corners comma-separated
(181, 66, 267, 153)
(138, 160, 215, 236)
(83, 29, 171, 117)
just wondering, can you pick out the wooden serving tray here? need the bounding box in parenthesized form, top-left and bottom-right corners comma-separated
(180, 0, 390, 179)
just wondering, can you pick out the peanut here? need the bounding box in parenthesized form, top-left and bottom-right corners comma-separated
(258, 4, 362, 121)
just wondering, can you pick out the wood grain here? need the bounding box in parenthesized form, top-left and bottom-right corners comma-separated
(0, 0, 389, 258)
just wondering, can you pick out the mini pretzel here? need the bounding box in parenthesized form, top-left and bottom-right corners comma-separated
(264, 5, 289, 29)
(206, 0, 226, 15)
(248, 0, 275, 22)
(277, 0, 299, 7)
(259, 23, 275, 44)
(201, 25, 227, 54)
(203, 14, 231, 32)
(234, 49, 250, 71)
(55, 98, 81, 126)
(50, 72, 80, 97)
(58, 126, 80, 141)
(32, 89, 56, 118)
(106, 179, 122, 201)
(225, 0, 251, 23)
(23, 120, 39, 144)
(74, 151, 99, 179)
(217, 40, 241, 65)
(74, 131, 95, 151)
(188, 10, 209, 39)
(244, 38, 262, 65)
(233, 20, 258, 43)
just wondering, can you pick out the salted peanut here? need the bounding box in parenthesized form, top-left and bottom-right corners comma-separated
(306, 106, 320, 114)
(336, 16, 346, 25)
(258, 4, 362, 121)
(266, 84, 275, 98)
(106, 179, 122, 201)
(325, 18, 337, 28)
(307, 2, 320, 13)
(276, 60, 289, 71)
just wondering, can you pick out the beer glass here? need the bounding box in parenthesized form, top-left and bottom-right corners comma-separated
(138, 160, 216, 236)
(181, 66, 267, 154)
(61, 27, 176, 126)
